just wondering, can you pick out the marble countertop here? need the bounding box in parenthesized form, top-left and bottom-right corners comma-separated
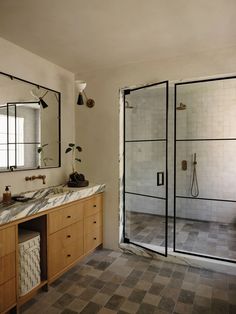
(0, 183, 105, 226)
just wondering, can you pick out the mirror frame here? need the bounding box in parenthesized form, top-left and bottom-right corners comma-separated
(0, 71, 61, 172)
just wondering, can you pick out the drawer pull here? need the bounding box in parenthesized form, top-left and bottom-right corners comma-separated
(94, 237, 97, 240)
(93, 204, 97, 208)
(67, 215, 71, 218)
(93, 221, 97, 224)
(67, 254, 71, 257)
(67, 235, 71, 238)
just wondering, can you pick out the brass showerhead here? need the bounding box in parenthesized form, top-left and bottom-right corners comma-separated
(176, 102, 186, 110)
(125, 100, 134, 109)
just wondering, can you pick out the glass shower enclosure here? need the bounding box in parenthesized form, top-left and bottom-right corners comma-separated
(174, 77, 236, 263)
(122, 75, 236, 264)
(123, 81, 168, 256)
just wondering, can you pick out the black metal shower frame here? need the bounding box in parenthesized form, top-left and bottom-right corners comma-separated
(123, 80, 169, 257)
(174, 75, 236, 264)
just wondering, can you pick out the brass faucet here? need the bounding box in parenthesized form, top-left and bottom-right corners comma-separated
(25, 175, 46, 184)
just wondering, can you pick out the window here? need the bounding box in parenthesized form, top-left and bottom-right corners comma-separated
(0, 113, 24, 168)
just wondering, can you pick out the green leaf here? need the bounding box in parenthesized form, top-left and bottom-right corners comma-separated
(37, 147, 42, 153)
(76, 146, 82, 152)
(69, 143, 75, 147)
(75, 158, 81, 162)
(65, 147, 72, 153)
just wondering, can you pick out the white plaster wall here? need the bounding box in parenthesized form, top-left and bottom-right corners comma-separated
(75, 47, 236, 250)
(0, 37, 75, 194)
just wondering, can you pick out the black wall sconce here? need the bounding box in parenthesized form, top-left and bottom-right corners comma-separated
(31, 89, 49, 109)
(39, 90, 49, 108)
(75, 80, 95, 108)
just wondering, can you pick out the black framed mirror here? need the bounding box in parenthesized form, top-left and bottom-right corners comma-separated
(0, 71, 61, 172)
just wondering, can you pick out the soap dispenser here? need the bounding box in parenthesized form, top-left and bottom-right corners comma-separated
(2, 185, 12, 204)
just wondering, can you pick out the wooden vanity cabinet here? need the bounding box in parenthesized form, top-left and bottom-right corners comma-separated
(48, 202, 84, 280)
(84, 194, 103, 253)
(0, 226, 17, 313)
(48, 193, 103, 282)
(48, 221, 84, 278)
(48, 201, 84, 234)
(0, 192, 103, 313)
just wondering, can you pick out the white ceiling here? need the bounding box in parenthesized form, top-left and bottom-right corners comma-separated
(0, 0, 236, 74)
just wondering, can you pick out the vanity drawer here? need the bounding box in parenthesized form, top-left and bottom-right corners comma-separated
(0, 252, 16, 285)
(48, 221, 84, 278)
(48, 201, 84, 234)
(49, 221, 83, 251)
(84, 226, 102, 253)
(84, 194, 103, 218)
(84, 211, 102, 234)
(48, 241, 84, 279)
(0, 226, 16, 258)
(0, 278, 16, 313)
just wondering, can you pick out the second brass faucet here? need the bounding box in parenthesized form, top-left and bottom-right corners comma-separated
(25, 175, 46, 184)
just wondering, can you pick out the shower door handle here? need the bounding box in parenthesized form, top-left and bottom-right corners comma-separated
(157, 172, 164, 186)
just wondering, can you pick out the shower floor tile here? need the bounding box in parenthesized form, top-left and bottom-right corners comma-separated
(126, 212, 236, 261)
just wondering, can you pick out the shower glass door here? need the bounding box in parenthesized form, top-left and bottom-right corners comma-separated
(174, 77, 236, 263)
(123, 81, 168, 256)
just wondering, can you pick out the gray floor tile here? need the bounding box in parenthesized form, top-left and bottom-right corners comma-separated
(158, 296, 175, 312)
(178, 289, 195, 304)
(104, 294, 126, 311)
(80, 301, 102, 314)
(20, 249, 234, 314)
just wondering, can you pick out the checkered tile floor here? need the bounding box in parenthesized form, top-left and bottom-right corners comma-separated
(21, 249, 236, 314)
(126, 212, 236, 260)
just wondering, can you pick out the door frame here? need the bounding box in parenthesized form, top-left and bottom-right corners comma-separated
(174, 75, 236, 264)
(122, 80, 169, 257)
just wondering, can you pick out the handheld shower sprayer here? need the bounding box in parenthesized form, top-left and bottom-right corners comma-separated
(191, 153, 199, 197)
(193, 153, 197, 165)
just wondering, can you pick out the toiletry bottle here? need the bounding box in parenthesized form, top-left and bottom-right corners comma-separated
(2, 185, 11, 204)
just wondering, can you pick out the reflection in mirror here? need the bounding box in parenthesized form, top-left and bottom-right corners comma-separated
(0, 72, 60, 172)
(0, 106, 7, 169)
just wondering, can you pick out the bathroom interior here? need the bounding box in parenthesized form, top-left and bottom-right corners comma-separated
(0, 1, 236, 313)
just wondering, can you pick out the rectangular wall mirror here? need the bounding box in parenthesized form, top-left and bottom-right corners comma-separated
(0, 71, 61, 172)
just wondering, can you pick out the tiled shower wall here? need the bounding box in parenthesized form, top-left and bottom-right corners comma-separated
(125, 86, 166, 219)
(125, 79, 236, 224)
(176, 79, 236, 223)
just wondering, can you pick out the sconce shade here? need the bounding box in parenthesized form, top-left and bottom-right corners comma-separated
(39, 98, 48, 109)
(75, 80, 87, 93)
(77, 93, 84, 105)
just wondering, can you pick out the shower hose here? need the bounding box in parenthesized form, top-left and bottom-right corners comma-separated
(191, 153, 199, 197)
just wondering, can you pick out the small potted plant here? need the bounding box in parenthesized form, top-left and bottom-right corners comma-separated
(65, 143, 89, 187)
